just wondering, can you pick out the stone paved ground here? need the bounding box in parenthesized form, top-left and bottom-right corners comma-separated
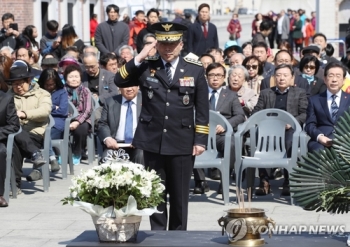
(0, 159, 349, 247)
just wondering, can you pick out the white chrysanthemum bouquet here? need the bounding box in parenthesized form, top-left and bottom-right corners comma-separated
(62, 150, 165, 215)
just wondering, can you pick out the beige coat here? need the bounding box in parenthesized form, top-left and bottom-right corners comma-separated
(236, 85, 258, 117)
(8, 83, 52, 136)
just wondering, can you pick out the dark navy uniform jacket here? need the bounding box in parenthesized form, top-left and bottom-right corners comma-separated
(114, 56, 209, 155)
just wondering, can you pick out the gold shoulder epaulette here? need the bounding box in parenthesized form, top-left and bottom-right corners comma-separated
(184, 57, 202, 66)
(145, 55, 160, 61)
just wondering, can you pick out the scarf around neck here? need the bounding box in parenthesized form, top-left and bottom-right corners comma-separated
(302, 74, 315, 84)
(65, 84, 83, 106)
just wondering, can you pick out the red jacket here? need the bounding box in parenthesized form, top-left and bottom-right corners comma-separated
(227, 19, 242, 39)
(128, 19, 146, 49)
(90, 19, 98, 38)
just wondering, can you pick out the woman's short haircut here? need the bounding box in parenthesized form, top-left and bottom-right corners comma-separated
(242, 55, 264, 76)
(299, 55, 320, 75)
(63, 64, 83, 82)
(228, 65, 249, 82)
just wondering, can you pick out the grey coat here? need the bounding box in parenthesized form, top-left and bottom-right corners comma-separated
(82, 68, 119, 105)
(94, 21, 129, 56)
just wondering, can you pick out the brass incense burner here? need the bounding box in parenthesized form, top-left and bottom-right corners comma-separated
(218, 208, 275, 246)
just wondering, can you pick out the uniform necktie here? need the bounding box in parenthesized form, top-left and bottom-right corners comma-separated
(331, 94, 338, 121)
(209, 90, 217, 110)
(124, 101, 133, 143)
(165, 62, 172, 85)
(202, 23, 208, 38)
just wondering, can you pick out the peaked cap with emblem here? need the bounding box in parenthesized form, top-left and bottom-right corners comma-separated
(151, 22, 188, 42)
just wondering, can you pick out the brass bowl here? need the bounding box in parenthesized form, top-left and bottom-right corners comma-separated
(218, 208, 275, 246)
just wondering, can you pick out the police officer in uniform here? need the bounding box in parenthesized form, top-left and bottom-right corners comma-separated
(114, 22, 209, 231)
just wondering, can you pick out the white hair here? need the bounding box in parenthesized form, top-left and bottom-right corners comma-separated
(0, 46, 14, 54)
(118, 45, 134, 57)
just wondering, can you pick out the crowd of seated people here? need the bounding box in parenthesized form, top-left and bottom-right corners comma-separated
(0, 4, 349, 208)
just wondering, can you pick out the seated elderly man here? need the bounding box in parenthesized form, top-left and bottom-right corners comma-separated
(193, 62, 245, 194)
(229, 53, 245, 67)
(252, 64, 308, 196)
(118, 45, 134, 63)
(305, 62, 350, 152)
(97, 86, 143, 164)
(0, 71, 20, 206)
(82, 52, 119, 106)
(7, 60, 52, 188)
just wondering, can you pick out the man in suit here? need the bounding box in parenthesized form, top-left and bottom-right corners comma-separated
(276, 10, 290, 46)
(114, 22, 209, 231)
(252, 64, 308, 196)
(187, 3, 219, 56)
(260, 50, 309, 93)
(305, 62, 350, 152)
(253, 42, 275, 79)
(193, 63, 245, 194)
(82, 52, 119, 106)
(97, 87, 143, 164)
(0, 74, 21, 206)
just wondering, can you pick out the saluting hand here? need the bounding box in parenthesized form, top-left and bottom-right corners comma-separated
(192, 145, 205, 156)
(135, 40, 157, 63)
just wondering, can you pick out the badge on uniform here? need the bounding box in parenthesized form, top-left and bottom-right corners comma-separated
(179, 77, 195, 86)
(150, 69, 156, 77)
(183, 95, 190, 105)
(148, 90, 153, 99)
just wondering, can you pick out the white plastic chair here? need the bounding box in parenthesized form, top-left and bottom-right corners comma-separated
(234, 109, 302, 205)
(87, 96, 100, 164)
(194, 110, 233, 205)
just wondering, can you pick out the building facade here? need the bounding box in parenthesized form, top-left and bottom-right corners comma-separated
(1, 0, 103, 44)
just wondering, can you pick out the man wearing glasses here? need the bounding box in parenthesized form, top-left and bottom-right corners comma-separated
(82, 52, 119, 106)
(193, 62, 245, 194)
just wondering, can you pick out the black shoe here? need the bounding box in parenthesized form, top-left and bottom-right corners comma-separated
(255, 177, 271, 196)
(32, 151, 46, 169)
(210, 169, 221, 180)
(193, 181, 209, 194)
(26, 169, 42, 182)
(217, 183, 223, 194)
(281, 179, 290, 196)
(81, 151, 88, 161)
(50, 159, 60, 173)
(273, 168, 283, 179)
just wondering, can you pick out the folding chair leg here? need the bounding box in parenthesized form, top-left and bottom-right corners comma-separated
(60, 143, 68, 179)
(10, 166, 17, 199)
(68, 143, 74, 175)
(87, 135, 95, 165)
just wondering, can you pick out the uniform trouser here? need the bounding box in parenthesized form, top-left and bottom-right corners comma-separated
(71, 122, 89, 156)
(13, 130, 43, 188)
(193, 135, 236, 181)
(144, 151, 194, 231)
(0, 142, 7, 196)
